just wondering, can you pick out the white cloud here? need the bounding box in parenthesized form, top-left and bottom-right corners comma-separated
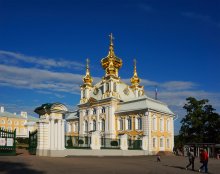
(0, 64, 100, 94)
(0, 50, 85, 70)
(160, 81, 197, 90)
(181, 12, 220, 28)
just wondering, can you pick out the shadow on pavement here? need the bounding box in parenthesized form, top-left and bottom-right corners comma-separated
(0, 161, 45, 174)
(165, 165, 204, 173)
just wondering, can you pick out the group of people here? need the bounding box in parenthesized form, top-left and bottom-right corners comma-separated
(186, 148, 209, 173)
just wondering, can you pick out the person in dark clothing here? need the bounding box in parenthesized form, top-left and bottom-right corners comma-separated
(186, 149, 195, 171)
(199, 149, 209, 173)
(157, 155, 161, 162)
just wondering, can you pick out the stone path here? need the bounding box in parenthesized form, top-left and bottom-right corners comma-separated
(0, 152, 220, 174)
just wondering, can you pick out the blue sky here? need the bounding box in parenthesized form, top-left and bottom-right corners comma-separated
(0, 0, 219, 134)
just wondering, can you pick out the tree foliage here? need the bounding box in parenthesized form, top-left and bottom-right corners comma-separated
(179, 97, 220, 144)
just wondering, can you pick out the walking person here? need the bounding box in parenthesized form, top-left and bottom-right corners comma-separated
(186, 148, 195, 171)
(157, 155, 161, 162)
(199, 149, 209, 173)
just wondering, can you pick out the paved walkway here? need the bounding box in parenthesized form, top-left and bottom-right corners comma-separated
(0, 152, 220, 174)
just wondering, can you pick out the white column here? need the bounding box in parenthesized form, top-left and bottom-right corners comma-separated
(148, 112, 152, 153)
(79, 110, 85, 136)
(61, 120, 65, 149)
(105, 106, 109, 133)
(110, 80, 113, 92)
(103, 82, 106, 93)
(58, 120, 61, 149)
(50, 119, 54, 150)
(90, 131, 101, 150)
(120, 134, 128, 150)
(142, 136, 148, 150)
(171, 117, 174, 150)
(37, 122, 43, 149)
(96, 106, 101, 131)
(55, 120, 58, 149)
(81, 90, 83, 99)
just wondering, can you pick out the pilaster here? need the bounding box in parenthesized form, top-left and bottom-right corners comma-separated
(120, 134, 128, 150)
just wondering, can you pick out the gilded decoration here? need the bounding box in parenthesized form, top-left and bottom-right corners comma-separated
(101, 33, 122, 78)
(93, 87, 99, 95)
(123, 87, 130, 95)
(130, 59, 142, 88)
(82, 58, 93, 86)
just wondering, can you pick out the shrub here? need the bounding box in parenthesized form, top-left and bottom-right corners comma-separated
(111, 141, 118, 146)
(67, 139, 73, 147)
(16, 137, 29, 144)
(78, 139, 84, 144)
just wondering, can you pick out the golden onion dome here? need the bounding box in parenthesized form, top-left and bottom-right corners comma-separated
(101, 33, 122, 77)
(83, 58, 93, 85)
(130, 59, 141, 86)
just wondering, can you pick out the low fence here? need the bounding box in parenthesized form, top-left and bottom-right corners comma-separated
(101, 138, 120, 149)
(65, 136, 91, 149)
(0, 128, 16, 155)
(65, 135, 143, 150)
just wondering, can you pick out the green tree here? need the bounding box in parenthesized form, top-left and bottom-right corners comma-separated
(179, 97, 220, 144)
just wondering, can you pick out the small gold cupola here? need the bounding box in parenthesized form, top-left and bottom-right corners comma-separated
(130, 59, 141, 87)
(101, 33, 122, 78)
(83, 58, 93, 86)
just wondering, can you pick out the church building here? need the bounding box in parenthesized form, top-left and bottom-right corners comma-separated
(66, 34, 175, 153)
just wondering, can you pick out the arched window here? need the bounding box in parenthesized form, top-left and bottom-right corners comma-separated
(85, 121, 88, 133)
(106, 83, 109, 91)
(102, 107, 105, 113)
(128, 118, 132, 130)
(86, 110, 89, 116)
(152, 117, 157, 131)
(8, 120, 12, 124)
(113, 82, 117, 92)
(101, 119, 105, 131)
(1, 120, 5, 124)
(160, 118, 163, 131)
(93, 108, 96, 115)
(166, 119, 170, 131)
(83, 90, 85, 98)
(137, 117, 142, 130)
(93, 120, 96, 131)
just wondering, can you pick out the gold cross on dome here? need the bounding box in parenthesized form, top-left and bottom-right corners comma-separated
(134, 59, 137, 66)
(109, 33, 114, 45)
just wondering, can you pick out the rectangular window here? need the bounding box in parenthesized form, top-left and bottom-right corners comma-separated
(166, 120, 170, 131)
(152, 117, 156, 131)
(128, 119, 132, 130)
(120, 119, 123, 130)
(166, 139, 170, 148)
(160, 119, 163, 131)
(138, 118, 142, 130)
(153, 138, 156, 148)
(101, 120, 105, 131)
(160, 138, 163, 147)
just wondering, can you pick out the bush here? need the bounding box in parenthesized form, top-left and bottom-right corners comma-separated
(67, 139, 73, 147)
(16, 137, 29, 144)
(111, 141, 118, 146)
(78, 139, 84, 144)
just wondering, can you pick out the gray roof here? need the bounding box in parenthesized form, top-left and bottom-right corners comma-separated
(65, 111, 79, 120)
(0, 111, 39, 122)
(116, 95, 175, 115)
